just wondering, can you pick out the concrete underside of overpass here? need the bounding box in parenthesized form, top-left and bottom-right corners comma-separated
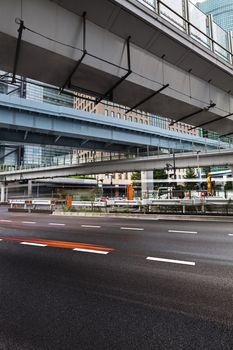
(1, 149, 233, 181)
(1, 0, 233, 135)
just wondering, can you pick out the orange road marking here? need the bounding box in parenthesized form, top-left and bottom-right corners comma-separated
(0, 236, 114, 252)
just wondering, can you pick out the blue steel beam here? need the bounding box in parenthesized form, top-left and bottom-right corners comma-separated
(0, 94, 227, 152)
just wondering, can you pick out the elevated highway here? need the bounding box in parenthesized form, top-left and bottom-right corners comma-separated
(0, 94, 225, 152)
(1, 0, 233, 135)
(1, 148, 233, 181)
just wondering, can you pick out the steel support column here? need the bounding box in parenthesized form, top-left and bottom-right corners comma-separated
(95, 36, 132, 106)
(60, 12, 87, 93)
(12, 19, 25, 84)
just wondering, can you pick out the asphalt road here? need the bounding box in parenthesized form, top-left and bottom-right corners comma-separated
(0, 208, 233, 349)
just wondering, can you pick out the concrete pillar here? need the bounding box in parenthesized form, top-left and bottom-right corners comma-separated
(0, 183, 5, 203)
(226, 166, 233, 198)
(115, 186, 120, 198)
(141, 171, 154, 199)
(28, 180, 32, 197)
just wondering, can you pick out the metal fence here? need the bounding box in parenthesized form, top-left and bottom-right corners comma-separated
(137, 0, 233, 64)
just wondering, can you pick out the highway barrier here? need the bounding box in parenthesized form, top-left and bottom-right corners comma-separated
(7, 197, 233, 215)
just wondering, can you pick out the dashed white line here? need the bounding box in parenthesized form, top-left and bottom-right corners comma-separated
(48, 223, 65, 226)
(146, 256, 196, 266)
(73, 248, 109, 255)
(0, 239, 2, 241)
(120, 227, 144, 231)
(228, 234, 233, 236)
(20, 242, 47, 247)
(81, 225, 101, 228)
(22, 221, 36, 224)
(168, 230, 197, 234)
(0, 220, 12, 223)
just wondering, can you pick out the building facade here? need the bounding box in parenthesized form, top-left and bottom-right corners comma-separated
(197, 0, 233, 32)
(74, 94, 200, 188)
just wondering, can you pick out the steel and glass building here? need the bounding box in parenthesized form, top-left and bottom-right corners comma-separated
(198, 0, 233, 32)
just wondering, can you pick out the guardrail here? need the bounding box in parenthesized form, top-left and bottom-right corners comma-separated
(69, 198, 233, 215)
(7, 197, 233, 215)
(9, 199, 57, 211)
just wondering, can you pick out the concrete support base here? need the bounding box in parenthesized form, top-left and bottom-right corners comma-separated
(0, 182, 5, 203)
(28, 180, 32, 197)
(141, 171, 154, 199)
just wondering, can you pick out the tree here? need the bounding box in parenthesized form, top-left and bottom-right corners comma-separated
(131, 172, 141, 186)
(153, 169, 168, 189)
(184, 167, 197, 190)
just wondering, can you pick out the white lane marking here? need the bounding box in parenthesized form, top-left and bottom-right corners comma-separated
(120, 227, 144, 231)
(73, 248, 109, 255)
(48, 223, 65, 226)
(0, 239, 2, 241)
(146, 256, 195, 266)
(81, 225, 101, 228)
(20, 242, 47, 247)
(168, 230, 197, 234)
(228, 234, 233, 236)
(22, 221, 36, 224)
(0, 220, 12, 223)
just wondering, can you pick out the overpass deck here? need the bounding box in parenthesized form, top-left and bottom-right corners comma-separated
(1, 148, 233, 181)
(0, 93, 227, 152)
(1, 0, 233, 134)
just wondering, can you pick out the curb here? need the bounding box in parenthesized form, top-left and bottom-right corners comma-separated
(52, 211, 233, 222)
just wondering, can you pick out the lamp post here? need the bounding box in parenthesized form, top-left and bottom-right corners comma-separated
(165, 163, 173, 199)
(97, 176, 103, 198)
(109, 173, 113, 198)
(196, 151, 201, 191)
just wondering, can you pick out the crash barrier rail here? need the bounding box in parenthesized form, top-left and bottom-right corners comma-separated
(71, 198, 233, 215)
(8, 198, 233, 215)
(8, 199, 63, 211)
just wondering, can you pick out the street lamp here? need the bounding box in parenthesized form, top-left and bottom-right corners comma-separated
(108, 173, 113, 198)
(196, 151, 201, 191)
(97, 177, 103, 198)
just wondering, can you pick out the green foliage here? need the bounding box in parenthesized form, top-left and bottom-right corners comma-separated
(131, 172, 141, 186)
(153, 169, 168, 189)
(184, 167, 197, 190)
(202, 167, 211, 177)
(224, 182, 233, 191)
(153, 169, 168, 179)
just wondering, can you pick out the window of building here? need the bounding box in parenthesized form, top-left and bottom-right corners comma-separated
(111, 111, 115, 118)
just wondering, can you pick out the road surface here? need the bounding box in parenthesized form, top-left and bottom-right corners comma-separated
(0, 209, 232, 349)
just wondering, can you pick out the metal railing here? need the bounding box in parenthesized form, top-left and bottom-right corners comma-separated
(137, 0, 233, 64)
(1, 147, 233, 173)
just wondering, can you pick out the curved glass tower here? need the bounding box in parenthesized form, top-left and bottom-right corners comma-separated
(198, 0, 233, 32)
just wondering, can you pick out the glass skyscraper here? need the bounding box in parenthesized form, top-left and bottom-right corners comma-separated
(198, 0, 233, 32)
